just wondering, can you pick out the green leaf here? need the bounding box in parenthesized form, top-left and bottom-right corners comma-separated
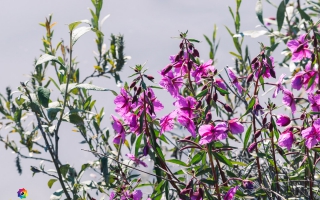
(212, 152, 233, 167)
(215, 86, 229, 95)
(196, 89, 208, 99)
(47, 107, 62, 121)
(166, 159, 188, 167)
(188, 38, 200, 43)
(48, 179, 57, 189)
(229, 52, 242, 60)
(60, 164, 70, 178)
(255, 0, 264, 25)
(135, 134, 143, 157)
(36, 54, 62, 66)
(307, 74, 316, 90)
(68, 114, 84, 125)
(298, 8, 311, 21)
(50, 189, 64, 200)
(72, 27, 92, 46)
(68, 19, 91, 31)
(100, 157, 109, 186)
(231, 161, 248, 167)
(243, 124, 252, 149)
(190, 151, 205, 165)
(271, 118, 280, 139)
(259, 75, 265, 91)
(276, 0, 286, 31)
(37, 86, 50, 108)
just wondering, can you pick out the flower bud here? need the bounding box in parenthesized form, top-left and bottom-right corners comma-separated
(254, 130, 261, 139)
(143, 145, 149, 156)
(130, 81, 137, 88)
(317, 90, 320, 94)
(205, 112, 212, 124)
(213, 92, 218, 102)
(179, 50, 184, 58)
(184, 135, 192, 140)
(312, 53, 316, 63)
(188, 61, 193, 71)
(179, 42, 183, 49)
(136, 87, 142, 96)
(148, 91, 152, 99)
(270, 68, 276, 78)
(300, 113, 305, 120)
(242, 180, 254, 190)
(276, 115, 291, 127)
(213, 69, 218, 75)
(195, 101, 201, 109)
(262, 116, 267, 126)
(175, 54, 180, 62)
(144, 75, 155, 81)
(251, 57, 258, 65)
(162, 64, 173, 75)
(193, 49, 200, 57)
(248, 142, 257, 153)
(188, 43, 193, 50)
(268, 122, 273, 132)
(201, 85, 208, 91)
(246, 73, 254, 83)
(134, 86, 137, 91)
(224, 104, 233, 112)
(132, 95, 138, 104)
(205, 94, 211, 106)
(313, 37, 317, 47)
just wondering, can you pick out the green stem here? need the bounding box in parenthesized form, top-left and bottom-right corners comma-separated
(207, 144, 221, 200)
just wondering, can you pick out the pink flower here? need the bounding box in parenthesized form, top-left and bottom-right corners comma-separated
(287, 34, 312, 62)
(159, 71, 183, 98)
(134, 87, 164, 117)
(114, 88, 132, 116)
(291, 71, 304, 90)
(110, 192, 115, 200)
(111, 115, 126, 145)
(160, 110, 177, 134)
(129, 114, 141, 135)
(199, 123, 228, 145)
(223, 186, 239, 200)
(215, 78, 227, 90)
(282, 88, 296, 113)
(278, 130, 294, 150)
(301, 118, 320, 149)
(273, 74, 285, 98)
(228, 118, 244, 134)
(177, 115, 196, 138)
(308, 93, 320, 112)
(192, 59, 214, 83)
(276, 115, 291, 127)
(120, 190, 143, 200)
(190, 188, 204, 200)
(227, 68, 242, 93)
(126, 154, 147, 167)
(174, 95, 197, 119)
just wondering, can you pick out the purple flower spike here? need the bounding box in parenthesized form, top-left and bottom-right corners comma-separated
(276, 115, 291, 127)
(282, 88, 296, 113)
(301, 118, 320, 149)
(287, 34, 312, 62)
(278, 130, 294, 151)
(223, 186, 239, 200)
(126, 154, 147, 167)
(199, 123, 228, 145)
(228, 118, 244, 134)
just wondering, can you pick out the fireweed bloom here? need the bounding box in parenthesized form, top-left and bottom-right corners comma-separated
(191, 59, 214, 83)
(160, 110, 177, 134)
(291, 62, 318, 93)
(198, 123, 228, 145)
(119, 190, 143, 200)
(227, 68, 243, 93)
(223, 186, 239, 200)
(278, 130, 294, 150)
(114, 88, 132, 116)
(228, 118, 244, 134)
(282, 88, 296, 113)
(177, 115, 196, 138)
(308, 93, 320, 112)
(134, 87, 164, 117)
(174, 95, 197, 119)
(276, 114, 291, 127)
(159, 71, 183, 98)
(126, 153, 147, 167)
(111, 115, 126, 145)
(301, 118, 320, 149)
(273, 74, 285, 98)
(287, 33, 312, 62)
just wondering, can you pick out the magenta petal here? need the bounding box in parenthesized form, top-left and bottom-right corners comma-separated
(278, 131, 294, 150)
(132, 190, 143, 200)
(223, 186, 239, 200)
(199, 133, 214, 145)
(199, 125, 214, 137)
(229, 119, 244, 134)
(287, 40, 299, 51)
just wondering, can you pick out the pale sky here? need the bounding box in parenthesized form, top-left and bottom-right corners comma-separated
(0, 1, 283, 199)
